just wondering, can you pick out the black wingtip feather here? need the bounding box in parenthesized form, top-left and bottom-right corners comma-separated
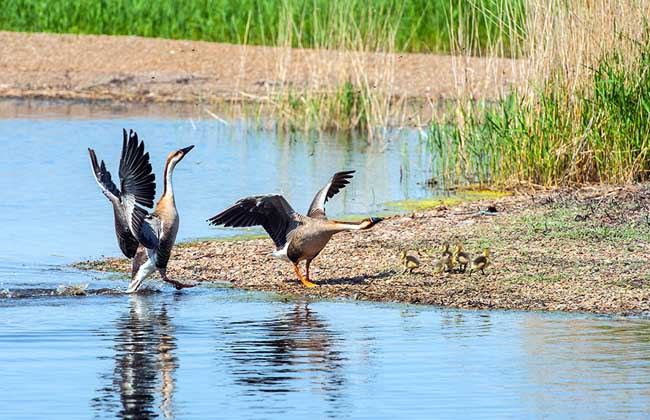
(118, 128, 156, 209)
(325, 170, 356, 200)
(207, 195, 295, 249)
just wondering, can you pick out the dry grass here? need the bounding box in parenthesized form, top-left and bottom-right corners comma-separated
(526, 0, 650, 94)
(242, 1, 527, 139)
(427, 0, 650, 187)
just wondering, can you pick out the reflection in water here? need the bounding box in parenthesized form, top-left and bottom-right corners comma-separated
(92, 296, 178, 420)
(218, 304, 346, 399)
(6, 288, 650, 419)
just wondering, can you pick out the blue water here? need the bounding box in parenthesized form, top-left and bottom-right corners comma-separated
(0, 102, 434, 265)
(1, 100, 649, 420)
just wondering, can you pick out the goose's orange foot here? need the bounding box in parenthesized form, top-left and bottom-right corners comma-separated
(293, 265, 318, 288)
(301, 278, 318, 288)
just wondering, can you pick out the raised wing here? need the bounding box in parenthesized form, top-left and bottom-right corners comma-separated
(88, 129, 156, 258)
(207, 195, 300, 249)
(307, 170, 355, 219)
(118, 129, 156, 236)
(89, 148, 121, 202)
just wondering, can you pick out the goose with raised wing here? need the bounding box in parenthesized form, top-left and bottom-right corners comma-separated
(88, 129, 196, 293)
(207, 170, 383, 287)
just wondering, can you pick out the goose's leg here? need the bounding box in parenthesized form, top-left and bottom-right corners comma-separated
(293, 263, 317, 288)
(127, 260, 155, 293)
(127, 249, 156, 293)
(159, 268, 198, 290)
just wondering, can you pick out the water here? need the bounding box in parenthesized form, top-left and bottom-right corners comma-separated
(3, 291, 650, 419)
(1, 100, 650, 420)
(0, 100, 435, 265)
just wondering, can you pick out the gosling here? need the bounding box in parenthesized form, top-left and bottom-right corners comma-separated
(470, 248, 491, 275)
(441, 242, 452, 259)
(452, 243, 470, 273)
(399, 250, 420, 274)
(434, 255, 452, 274)
(441, 242, 454, 272)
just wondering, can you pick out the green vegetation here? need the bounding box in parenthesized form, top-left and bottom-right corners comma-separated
(518, 206, 650, 244)
(0, 0, 525, 54)
(427, 2, 650, 186)
(386, 190, 508, 211)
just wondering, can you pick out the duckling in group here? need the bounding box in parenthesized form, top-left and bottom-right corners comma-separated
(470, 248, 491, 275)
(441, 242, 452, 259)
(207, 170, 383, 288)
(88, 129, 196, 293)
(433, 254, 451, 274)
(452, 243, 471, 273)
(441, 242, 454, 271)
(399, 250, 420, 274)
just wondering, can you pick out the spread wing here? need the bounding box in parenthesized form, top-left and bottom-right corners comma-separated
(88, 129, 156, 258)
(118, 129, 156, 236)
(307, 170, 355, 219)
(207, 195, 300, 249)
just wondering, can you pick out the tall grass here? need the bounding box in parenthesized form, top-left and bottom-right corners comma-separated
(428, 0, 650, 186)
(0, 0, 525, 55)
(239, 0, 524, 139)
(0, 0, 527, 138)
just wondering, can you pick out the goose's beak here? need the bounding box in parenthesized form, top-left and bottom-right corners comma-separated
(177, 145, 194, 162)
(180, 145, 195, 155)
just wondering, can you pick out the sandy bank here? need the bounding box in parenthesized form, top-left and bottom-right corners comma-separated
(77, 185, 650, 315)
(0, 31, 524, 106)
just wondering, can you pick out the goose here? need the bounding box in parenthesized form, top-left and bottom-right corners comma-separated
(207, 170, 383, 287)
(88, 129, 196, 293)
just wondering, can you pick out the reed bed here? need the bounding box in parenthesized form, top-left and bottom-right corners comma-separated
(238, 0, 524, 138)
(428, 0, 650, 186)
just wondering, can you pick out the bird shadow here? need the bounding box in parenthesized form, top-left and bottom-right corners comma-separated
(318, 270, 395, 286)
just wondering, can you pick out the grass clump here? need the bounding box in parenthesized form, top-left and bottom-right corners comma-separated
(249, 0, 523, 138)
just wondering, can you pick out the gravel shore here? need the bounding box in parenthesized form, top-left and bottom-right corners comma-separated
(77, 185, 650, 315)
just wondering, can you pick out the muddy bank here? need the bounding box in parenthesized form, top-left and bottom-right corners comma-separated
(77, 185, 650, 315)
(0, 31, 524, 106)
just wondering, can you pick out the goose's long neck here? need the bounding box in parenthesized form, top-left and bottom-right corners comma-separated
(329, 218, 378, 233)
(162, 159, 177, 204)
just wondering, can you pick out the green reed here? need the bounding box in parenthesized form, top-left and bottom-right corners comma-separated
(0, 0, 525, 55)
(427, 33, 650, 186)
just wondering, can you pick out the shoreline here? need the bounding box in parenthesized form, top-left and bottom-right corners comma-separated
(76, 185, 650, 315)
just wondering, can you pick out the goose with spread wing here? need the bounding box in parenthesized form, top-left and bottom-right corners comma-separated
(207, 170, 383, 287)
(88, 129, 196, 293)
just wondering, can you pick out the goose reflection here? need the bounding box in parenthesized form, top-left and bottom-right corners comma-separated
(218, 304, 346, 397)
(92, 295, 178, 420)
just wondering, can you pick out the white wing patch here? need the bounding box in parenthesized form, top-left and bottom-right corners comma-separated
(272, 242, 291, 262)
